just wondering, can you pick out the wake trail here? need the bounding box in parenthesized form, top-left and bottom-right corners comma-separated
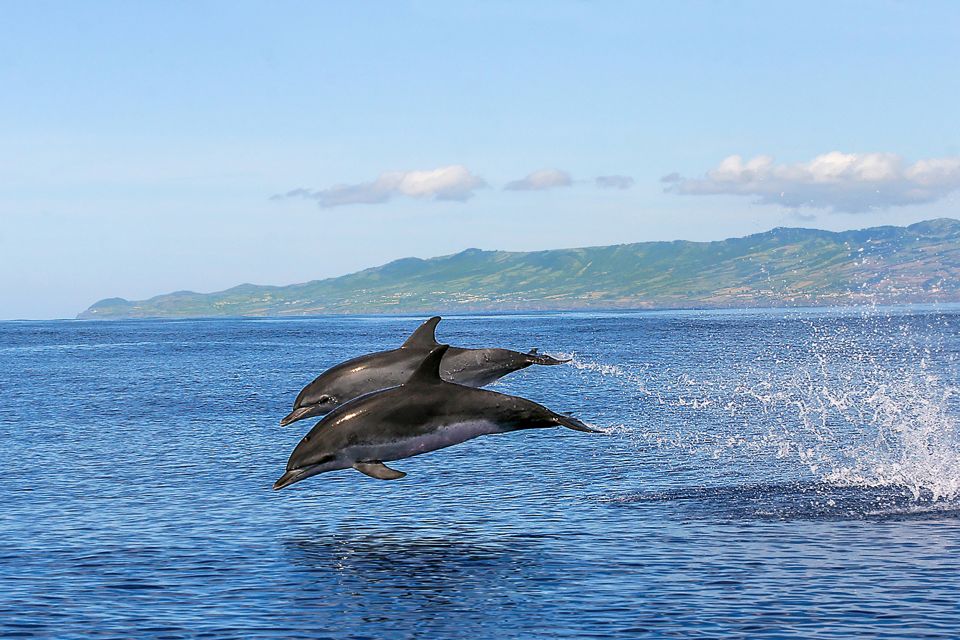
(556, 320, 960, 504)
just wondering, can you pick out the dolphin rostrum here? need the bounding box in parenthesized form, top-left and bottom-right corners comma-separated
(280, 317, 568, 426)
(273, 345, 597, 490)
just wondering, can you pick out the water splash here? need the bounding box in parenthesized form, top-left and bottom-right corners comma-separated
(560, 312, 960, 503)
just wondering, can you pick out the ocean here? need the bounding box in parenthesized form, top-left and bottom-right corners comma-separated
(2, 308, 959, 638)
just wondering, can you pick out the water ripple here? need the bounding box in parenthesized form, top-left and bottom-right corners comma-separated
(3, 311, 960, 638)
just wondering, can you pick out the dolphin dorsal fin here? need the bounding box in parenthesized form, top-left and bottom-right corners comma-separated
(401, 316, 441, 349)
(407, 344, 450, 385)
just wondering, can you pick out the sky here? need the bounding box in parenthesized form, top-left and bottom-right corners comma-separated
(2, 1, 959, 319)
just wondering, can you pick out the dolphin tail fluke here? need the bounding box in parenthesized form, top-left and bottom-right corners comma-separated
(556, 413, 602, 433)
(526, 349, 570, 366)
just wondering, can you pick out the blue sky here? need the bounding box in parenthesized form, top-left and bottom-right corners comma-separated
(2, 1, 959, 319)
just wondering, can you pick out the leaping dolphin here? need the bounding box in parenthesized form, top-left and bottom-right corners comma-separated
(274, 344, 597, 490)
(280, 316, 568, 426)
(273, 345, 598, 489)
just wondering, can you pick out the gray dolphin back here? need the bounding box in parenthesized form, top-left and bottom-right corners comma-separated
(440, 345, 569, 387)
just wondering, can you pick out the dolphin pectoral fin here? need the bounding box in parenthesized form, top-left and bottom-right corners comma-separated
(353, 461, 407, 480)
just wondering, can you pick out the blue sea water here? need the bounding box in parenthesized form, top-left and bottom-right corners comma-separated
(2, 309, 960, 639)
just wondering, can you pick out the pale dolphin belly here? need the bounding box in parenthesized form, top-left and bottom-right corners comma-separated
(348, 420, 507, 463)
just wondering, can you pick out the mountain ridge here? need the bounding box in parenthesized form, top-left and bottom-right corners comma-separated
(78, 218, 960, 319)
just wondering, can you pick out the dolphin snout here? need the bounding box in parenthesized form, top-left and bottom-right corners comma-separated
(274, 456, 337, 490)
(273, 468, 306, 490)
(280, 406, 316, 426)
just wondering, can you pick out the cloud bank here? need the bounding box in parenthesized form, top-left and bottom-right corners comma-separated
(595, 175, 635, 190)
(275, 165, 641, 207)
(663, 152, 960, 213)
(274, 165, 487, 208)
(504, 168, 572, 191)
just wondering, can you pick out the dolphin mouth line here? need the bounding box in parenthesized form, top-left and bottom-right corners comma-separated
(280, 406, 314, 427)
(273, 465, 318, 490)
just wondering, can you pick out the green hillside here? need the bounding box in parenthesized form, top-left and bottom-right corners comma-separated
(78, 219, 960, 318)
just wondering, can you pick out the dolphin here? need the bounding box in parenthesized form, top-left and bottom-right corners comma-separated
(273, 345, 597, 490)
(280, 316, 568, 426)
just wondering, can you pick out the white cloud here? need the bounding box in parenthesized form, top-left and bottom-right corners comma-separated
(595, 175, 635, 189)
(663, 152, 960, 213)
(274, 165, 487, 208)
(504, 168, 572, 191)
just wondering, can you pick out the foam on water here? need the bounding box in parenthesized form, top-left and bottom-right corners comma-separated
(559, 312, 960, 504)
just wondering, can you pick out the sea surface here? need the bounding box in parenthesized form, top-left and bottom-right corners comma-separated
(2, 308, 960, 639)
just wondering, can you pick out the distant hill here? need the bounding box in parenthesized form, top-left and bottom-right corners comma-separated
(78, 218, 960, 319)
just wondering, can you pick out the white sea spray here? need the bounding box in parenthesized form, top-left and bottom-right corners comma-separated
(559, 312, 960, 503)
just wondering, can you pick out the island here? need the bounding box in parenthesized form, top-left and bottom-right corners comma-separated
(78, 218, 960, 319)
